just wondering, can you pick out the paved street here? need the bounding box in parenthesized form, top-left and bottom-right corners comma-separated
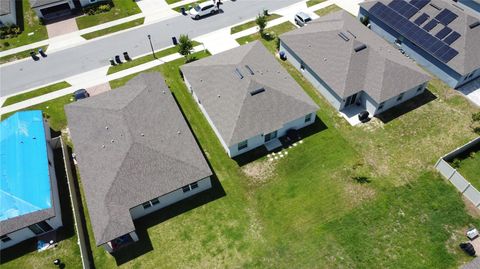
(0, 0, 303, 97)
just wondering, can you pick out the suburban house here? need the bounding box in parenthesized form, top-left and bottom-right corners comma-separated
(29, 0, 76, 20)
(180, 41, 319, 158)
(359, 0, 480, 88)
(280, 11, 431, 121)
(65, 72, 213, 253)
(0, 0, 17, 26)
(0, 111, 63, 250)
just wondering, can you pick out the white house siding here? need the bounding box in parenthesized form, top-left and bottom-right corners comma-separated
(228, 112, 316, 157)
(0, 0, 17, 26)
(129, 177, 212, 220)
(280, 41, 343, 111)
(33, 0, 75, 19)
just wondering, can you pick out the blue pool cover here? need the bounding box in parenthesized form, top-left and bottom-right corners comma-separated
(0, 110, 52, 222)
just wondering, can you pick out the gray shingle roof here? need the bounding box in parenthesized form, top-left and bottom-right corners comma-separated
(360, 0, 480, 75)
(0, 208, 55, 236)
(65, 72, 212, 246)
(0, 0, 11, 16)
(29, 0, 68, 8)
(180, 41, 319, 147)
(281, 11, 430, 104)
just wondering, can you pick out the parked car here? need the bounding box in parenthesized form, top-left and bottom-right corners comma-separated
(73, 89, 89, 101)
(294, 12, 312, 27)
(189, 2, 217, 19)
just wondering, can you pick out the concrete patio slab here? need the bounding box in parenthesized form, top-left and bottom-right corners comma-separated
(340, 105, 364, 126)
(458, 77, 480, 108)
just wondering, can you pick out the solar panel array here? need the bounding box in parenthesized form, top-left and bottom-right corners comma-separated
(435, 9, 458, 25)
(410, 0, 430, 9)
(423, 19, 438, 31)
(434, 26, 452, 39)
(388, 0, 419, 18)
(414, 13, 429, 25)
(369, 2, 458, 63)
(444, 31, 460, 45)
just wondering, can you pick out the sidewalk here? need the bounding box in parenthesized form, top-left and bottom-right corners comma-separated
(0, 45, 204, 115)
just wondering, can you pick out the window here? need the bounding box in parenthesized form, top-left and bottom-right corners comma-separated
(416, 86, 423, 92)
(300, 62, 305, 71)
(142, 201, 152, 209)
(1, 235, 11, 243)
(304, 114, 312, 123)
(151, 198, 160, 205)
(191, 182, 198, 189)
(264, 131, 277, 142)
(378, 102, 384, 110)
(29, 221, 53, 235)
(182, 185, 191, 193)
(238, 140, 248, 151)
(396, 93, 404, 102)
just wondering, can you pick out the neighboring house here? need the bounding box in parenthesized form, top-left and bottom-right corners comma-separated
(359, 0, 480, 88)
(280, 11, 431, 118)
(0, 0, 17, 26)
(65, 72, 213, 253)
(453, 0, 480, 14)
(0, 111, 63, 250)
(180, 41, 319, 158)
(29, 0, 76, 20)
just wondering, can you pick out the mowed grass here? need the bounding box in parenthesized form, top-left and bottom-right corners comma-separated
(76, 0, 141, 30)
(236, 21, 297, 51)
(0, 0, 48, 51)
(0, 45, 48, 64)
(306, 0, 327, 7)
(81, 18, 144, 40)
(1, 94, 74, 131)
(2, 81, 71, 107)
(457, 149, 480, 190)
(315, 4, 342, 16)
(107, 41, 201, 75)
(230, 14, 282, 34)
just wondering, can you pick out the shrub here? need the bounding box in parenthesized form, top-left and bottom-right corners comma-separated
(451, 158, 461, 168)
(256, 13, 267, 34)
(0, 25, 21, 39)
(82, 1, 113, 15)
(177, 34, 193, 63)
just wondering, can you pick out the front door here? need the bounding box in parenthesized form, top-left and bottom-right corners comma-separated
(345, 93, 358, 107)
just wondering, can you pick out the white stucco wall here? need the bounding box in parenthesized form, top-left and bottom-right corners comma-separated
(0, 122, 62, 250)
(280, 41, 343, 111)
(129, 177, 212, 220)
(227, 112, 316, 157)
(185, 73, 316, 158)
(0, 0, 17, 26)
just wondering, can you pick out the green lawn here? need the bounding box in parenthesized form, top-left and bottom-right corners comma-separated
(315, 4, 342, 16)
(76, 0, 141, 30)
(173, 0, 208, 13)
(165, 0, 183, 4)
(81, 18, 144, 40)
(2, 81, 71, 107)
(1, 94, 74, 131)
(0, 0, 48, 51)
(0, 45, 48, 64)
(236, 21, 297, 51)
(306, 0, 327, 7)
(230, 14, 282, 34)
(456, 150, 480, 190)
(107, 41, 201, 75)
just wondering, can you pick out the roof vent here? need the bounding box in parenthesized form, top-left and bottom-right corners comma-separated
(217, 94, 221, 98)
(102, 145, 105, 148)
(235, 68, 244, 79)
(338, 32, 350, 42)
(141, 133, 144, 137)
(111, 139, 114, 143)
(347, 30, 357, 38)
(162, 90, 166, 94)
(245, 65, 254, 75)
(354, 43, 367, 52)
(177, 130, 181, 135)
(250, 88, 265, 96)
(105, 126, 109, 130)
(429, 3, 441, 10)
(469, 21, 480, 29)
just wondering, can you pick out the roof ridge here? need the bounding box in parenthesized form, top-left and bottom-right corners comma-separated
(224, 79, 255, 144)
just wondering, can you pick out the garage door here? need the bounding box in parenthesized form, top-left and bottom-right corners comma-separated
(40, 3, 72, 19)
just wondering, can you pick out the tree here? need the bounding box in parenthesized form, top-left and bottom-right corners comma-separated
(472, 112, 480, 134)
(177, 34, 194, 62)
(256, 13, 267, 35)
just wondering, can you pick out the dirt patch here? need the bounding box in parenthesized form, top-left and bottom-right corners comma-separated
(462, 196, 480, 218)
(344, 182, 376, 207)
(241, 159, 278, 186)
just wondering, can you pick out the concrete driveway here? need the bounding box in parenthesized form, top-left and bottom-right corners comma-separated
(86, 83, 111, 97)
(47, 17, 79, 38)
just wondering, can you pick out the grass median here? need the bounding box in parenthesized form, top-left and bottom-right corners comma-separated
(81, 18, 145, 40)
(2, 81, 71, 107)
(314, 4, 342, 16)
(230, 14, 282, 34)
(306, 0, 327, 7)
(0, 45, 48, 64)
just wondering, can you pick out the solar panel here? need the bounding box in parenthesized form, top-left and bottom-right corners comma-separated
(444, 31, 460, 45)
(423, 19, 438, 31)
(389, 0, 419, 19)
(434, 26, 452, 39)
(368, 2, 458, 63)
(414, 13, 429, 25)
(435, 9, 458, 25)
(410, 0, 430, 9)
